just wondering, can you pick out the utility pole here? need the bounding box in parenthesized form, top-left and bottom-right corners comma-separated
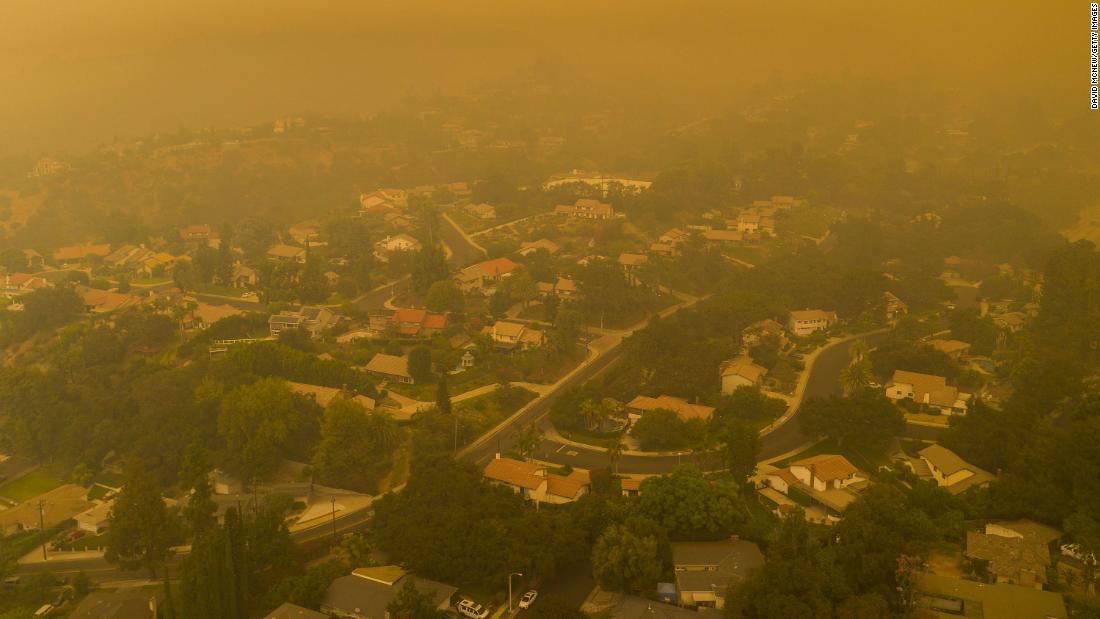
(38, 500, 47, 561)
(454, 415, 459, 454)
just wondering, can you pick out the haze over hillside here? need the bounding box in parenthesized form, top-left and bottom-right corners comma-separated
(0, 0, 1083, 156)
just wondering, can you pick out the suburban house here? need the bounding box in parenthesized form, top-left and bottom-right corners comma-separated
(391, 308, 449, 338)
(554, 198, 616, 219)
(915, 444, 994, 495)
(321, 566, 457, 619)
(701, 229, 743, 245)
(69, 589, 159, 619)
(2, 273, 49, 297)
(741, 319, 788, 349)
(289, 382, 376, 411)
(266, 244, 307, 263)
(884, 370, 971, 415)
(454, 256, 520, 294)
(517, 238, 561, 257)
(75, 501, 113, 534)
(671, 539, 765, 609)
(232, 263, 258, 288)
(659, 228, 688, 245)
(210, 469, 244, 495)
(104, 244, 154, 269)
(619, 253, 648, 285)
(52, 243, 111, 265)
(180, 224, 217, 243)
(464, 202, 497, 219)
(486, 321, 544, 350)
(965, 530, 1052, 589)
(648, 242, 677, 257)
(364, 353, 414, 384)
(915, 573, 1067, 619)
(265, 603, 328, 619)
(884, 291, 908, 322)
(719, 356, 768, 394)
(762, 455, 866, 521)
(620, 478, 642, 497)
(371, 235, 418, 259)
(268, 306, 338, 339)
(483, 455, 591, 504)
(625, 395, 715, 423)
(786, 309, 837, 336)
(930, 339, 972, 360)
(537, 277, 579, 299)
(736, 212, 760, 233)
(75, 286, 142, 314)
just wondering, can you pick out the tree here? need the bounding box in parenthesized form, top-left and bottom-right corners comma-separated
(217, 378, 310, 481)
(179, 443, 217, 538)
(839, 358, 872, 395)
(607, 435, 625, 474)
(408, 345, 433, 383)
(636, 466, 747, 540)
(516, 424, 544, 461)
(313, 398, 391, 493)
(105, 460, 179, 575)
(720, 420, 760, 485)
(388, 578, 446, 619)
(631, 408, 687, 451)
(412, 244, 449, 293)
(798, 390, 904, 452)
(591, 523, 663, 592)
(435, 374, 453, 415)
(173, 260, 199, 291)
(489, 289, 512, 317)
(426, 280, 464, 313)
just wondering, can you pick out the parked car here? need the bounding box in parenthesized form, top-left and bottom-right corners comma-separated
(518, 590, 538, 610)
(457, 599, 489, 619)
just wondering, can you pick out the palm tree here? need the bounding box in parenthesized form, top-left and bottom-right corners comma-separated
(839, 358, 873, 395)
(607, 435, 625, 474)
(848, 340, 869, 363)
(580, 399, 602, 432)
(517, 424, 544, 461)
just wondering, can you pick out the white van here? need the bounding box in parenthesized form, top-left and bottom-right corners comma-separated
(456, 598, 489, 619)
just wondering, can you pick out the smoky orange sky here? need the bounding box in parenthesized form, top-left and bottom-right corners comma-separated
(0, 0, 1084, 155)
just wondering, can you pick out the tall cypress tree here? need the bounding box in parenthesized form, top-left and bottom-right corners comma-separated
(436, 374, 452, 415)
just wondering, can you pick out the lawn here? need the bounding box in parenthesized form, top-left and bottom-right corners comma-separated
(558, 429, 621, 449)
(129, 277, 172, 286)
(0, 468, 64, 503)
(386, 367, 497, 400)
(193, 283, 245, 298)
(772, 438, 890, 472)
(57, 533, 108, 551)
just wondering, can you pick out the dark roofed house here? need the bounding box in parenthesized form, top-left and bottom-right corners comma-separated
(264, 603, 328, 619)
(69, 589, 158, 619)
(966, 529, 1052, 588)
(672, 538, 764, 609)
(916, 573, 1067, 618)
(321, 566, 458, 619)
(364, 353, 414, 384)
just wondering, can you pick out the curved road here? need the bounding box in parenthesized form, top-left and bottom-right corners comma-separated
(464, 330, 898, 474)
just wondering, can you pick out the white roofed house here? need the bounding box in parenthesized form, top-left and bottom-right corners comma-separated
(486, 321, 544, 350)
(884, 370, 971, 415)
(883, 291, 908, 323)
(373, 234, 422, 261)
(483, 455, 591, 504)
(719, 356, 768, 395)
(786, 309, 837, 337)
(761, 454, 867, 522)
(554, 198, 616, 220)
(915, 444, 994, 495)
(268, 306, 338, 339)
(618, 252, 648, 286)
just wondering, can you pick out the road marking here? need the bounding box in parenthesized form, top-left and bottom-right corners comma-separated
(567, 451, 578, 457)
(556, 444, 565, 453)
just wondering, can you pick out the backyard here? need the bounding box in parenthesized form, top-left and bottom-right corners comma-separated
(0, 468, 64, 503)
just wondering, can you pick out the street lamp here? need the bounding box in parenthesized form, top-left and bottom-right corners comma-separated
(508, 572, 524, 612)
